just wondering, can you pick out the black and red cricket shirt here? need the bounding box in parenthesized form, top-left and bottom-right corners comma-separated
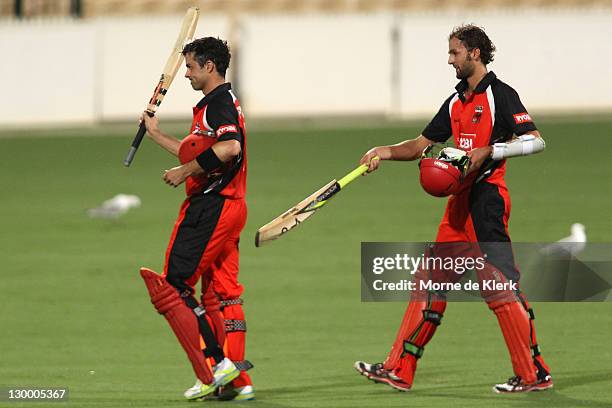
(422, 71, 537, 189)
(178, 83, 247, 199)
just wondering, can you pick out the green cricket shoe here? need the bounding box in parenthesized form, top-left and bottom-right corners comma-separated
(213, 357, 240, 387)
(183, 379, 217, 400)
(183, 358, 239, 400)
(218, 385, 255, 401)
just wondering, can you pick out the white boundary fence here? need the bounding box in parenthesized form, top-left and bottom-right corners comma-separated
(1, 8, 611, 127)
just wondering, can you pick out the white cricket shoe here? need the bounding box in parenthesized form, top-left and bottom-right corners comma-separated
(183, 358, 240, 400)
(493, 375, 554, 393)
(213, 358, 240, 387)
(183, 379, 216, 400)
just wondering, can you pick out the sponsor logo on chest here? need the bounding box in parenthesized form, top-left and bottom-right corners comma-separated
(458, 132, 475, 150)
(452, 100, 487, 151)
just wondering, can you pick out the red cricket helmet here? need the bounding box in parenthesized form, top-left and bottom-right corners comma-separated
(418, 147, 469, 197)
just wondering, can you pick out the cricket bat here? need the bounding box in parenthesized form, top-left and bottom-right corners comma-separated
(123, 7, 200, 167)
(255, 160, 375, 247)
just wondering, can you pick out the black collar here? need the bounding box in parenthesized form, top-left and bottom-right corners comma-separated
(196, 82, 232, 109)
(455, 71, 497, 100)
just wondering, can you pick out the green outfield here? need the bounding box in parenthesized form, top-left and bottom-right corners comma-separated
(1, 116, 612, 408)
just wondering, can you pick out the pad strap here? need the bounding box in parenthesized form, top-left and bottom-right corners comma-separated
(527, 308, 535, 320)
(225, 319, 247, 332)
(220, 298, 244, 309)
(422, 309, 443, 326)
(183, 295, 224, 362)
(402, 341, 424, 359)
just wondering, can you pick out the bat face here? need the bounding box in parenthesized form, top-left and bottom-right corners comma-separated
(148, 7, 200, 112)
(254, 161, 370, 247)
(123, 7, 199, 167)
(255, 207, 317, 247)
(255, 179, 336, 247)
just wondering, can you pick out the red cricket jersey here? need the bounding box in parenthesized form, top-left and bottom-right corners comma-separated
(178, 83, 247, 198)
(422, 72, 537, 193)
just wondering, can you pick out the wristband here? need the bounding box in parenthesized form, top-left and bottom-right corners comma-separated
(196, 147, 223, 172)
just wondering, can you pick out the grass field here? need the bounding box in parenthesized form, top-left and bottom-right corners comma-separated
(1, 116, 612, 407)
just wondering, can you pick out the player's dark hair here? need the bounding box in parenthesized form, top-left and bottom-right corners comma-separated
(449, 24, 496, 65)
(183, 37, 231, 76)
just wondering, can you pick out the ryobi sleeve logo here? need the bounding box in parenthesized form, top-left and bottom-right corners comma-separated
(513, 113, 532, 124)
(216, 124, 238, 137)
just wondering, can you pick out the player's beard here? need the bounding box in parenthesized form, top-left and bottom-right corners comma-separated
(455, 55, 475, 79)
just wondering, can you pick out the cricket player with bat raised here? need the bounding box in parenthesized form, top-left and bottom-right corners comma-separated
(127, 14, 254, 400)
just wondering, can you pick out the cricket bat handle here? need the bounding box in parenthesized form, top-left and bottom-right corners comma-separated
(338, 162, 371, 188)
(123, 112, 153, 167)
(123, 122, 146, 166)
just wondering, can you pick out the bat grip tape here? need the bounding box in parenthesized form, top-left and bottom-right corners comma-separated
(338, 163, 369, 188)
(123, 123, 147, 166)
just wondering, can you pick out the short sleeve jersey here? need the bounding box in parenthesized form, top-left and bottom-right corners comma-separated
(422, 72, 536, 187)
(178, 83, 247, 199)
